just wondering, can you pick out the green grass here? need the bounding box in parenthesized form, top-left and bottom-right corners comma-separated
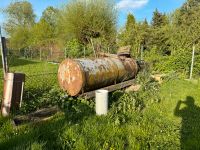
(0, 57, 59, 112)
(0, 58, 200, 149)
(0, 79, 200, 149)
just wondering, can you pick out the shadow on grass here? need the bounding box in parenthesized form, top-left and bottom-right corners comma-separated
(109, 91, 124, 108)
(0, 99, 94, 149)
(0, 56, 38, 68)
(174, 96, 200, 149)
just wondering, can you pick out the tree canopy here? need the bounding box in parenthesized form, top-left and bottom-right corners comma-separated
(3, 1, 35, 34)
(58, 0, 117, 45)
(2, 0, 200, 76)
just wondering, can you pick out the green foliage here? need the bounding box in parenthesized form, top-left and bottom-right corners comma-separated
(125, 13, 136, 31)
(0, 57, 58, 110)
(65, 39, 84, 58)
(2, 1, 35, 52)
(118, 14, 142, 57)
(117, 1, 199, 76)
(1, 74, 200, 149)
(41, 6, 59, 28)
(30, 19, 54, 48)
(151, 9, 168, 28)
(58, 0, 117, 46)
(3, 1, 35, 34)
(9, 26, 31, 50)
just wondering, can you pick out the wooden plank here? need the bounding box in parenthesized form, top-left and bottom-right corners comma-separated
(98, 52, 118, 58)
(13, 106, 60, 126)
(80, 79, 135, 99)
(0, 28, 8, 77)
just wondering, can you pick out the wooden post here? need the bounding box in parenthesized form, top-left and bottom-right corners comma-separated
(64, 48, 67, 59)
(90, 38, 96, 58)
(39, 48, 42, 61)
(0, 27, 8, 77)
(50, 47, 53, 60)
(30, 47, 32, 59)
(141, 44, 144, 61)
(190, 45, 195, 80)
(84, 47, 86, 58)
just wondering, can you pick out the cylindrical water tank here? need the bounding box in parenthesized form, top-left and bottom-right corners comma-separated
(58, 57, 138, 96)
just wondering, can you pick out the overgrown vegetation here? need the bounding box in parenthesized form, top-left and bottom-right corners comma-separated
(1, 0, 200, 149)
(118, 0, 200, 77)
(3, 0, 200, 76)
(2, 0, 117, 58)
(0, 65, 200, 149)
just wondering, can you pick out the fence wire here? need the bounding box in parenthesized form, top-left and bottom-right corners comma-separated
(0, 49, 63, 111)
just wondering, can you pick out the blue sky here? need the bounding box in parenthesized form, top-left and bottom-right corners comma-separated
(0, 0, 186, 36)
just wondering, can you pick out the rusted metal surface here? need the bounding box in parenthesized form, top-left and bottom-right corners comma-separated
(123, 58, 138, 79)
(58, 57, 138, 96)
(1, 73, 25, 117)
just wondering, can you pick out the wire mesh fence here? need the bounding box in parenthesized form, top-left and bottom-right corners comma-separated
(8, 49, 65, 62)
(0, 49, 63, 113)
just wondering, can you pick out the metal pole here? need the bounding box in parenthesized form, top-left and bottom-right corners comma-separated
(190, 45, 195, 80)
(0, 26, 8, 77)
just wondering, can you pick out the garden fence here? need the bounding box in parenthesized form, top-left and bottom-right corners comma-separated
(0, 49, 62, 112)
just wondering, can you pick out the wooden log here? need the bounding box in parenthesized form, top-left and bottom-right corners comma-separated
(13, 106, 60, 126)
(80, 79, 135, 99)
(97, 52, 118, 58)
(125, 84, 141, 92)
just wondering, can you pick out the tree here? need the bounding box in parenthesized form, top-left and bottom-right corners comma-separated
(9, 26, 31, 50)
(125, 13, 136, 31)
(39, 7, 59, 49)
(31, 19, 54, 49)
(138, 19, 150, 50)
(118, 13, 144, 57)
(151, 9, 168, 28)
(58, 0, 117, 47)
(148, 9, 170, 55)
(3, 1, 35, 51)
(3, 1, 35, 35)
(41, 6, 59, 29)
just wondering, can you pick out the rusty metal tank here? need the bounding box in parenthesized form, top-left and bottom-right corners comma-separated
(58, 57, 138, 96)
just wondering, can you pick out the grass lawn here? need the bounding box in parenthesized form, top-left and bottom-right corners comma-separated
(0, 57, 59, 110)
(0, 57, 200, 149)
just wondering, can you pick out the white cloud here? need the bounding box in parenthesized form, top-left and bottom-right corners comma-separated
(116, 0, 149, 10)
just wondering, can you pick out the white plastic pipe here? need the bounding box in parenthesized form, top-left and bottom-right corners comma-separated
(95, 90, 108, 115)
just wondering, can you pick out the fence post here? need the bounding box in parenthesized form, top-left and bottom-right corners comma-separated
(0, 27, 9, 77)
(40, 48, 42, 61)
(64, 48, 67, 59)
(141, 44, 144, 61)
(189, 45, 195, 80)
(90, 38, 96, 58)
(50, 47, 53, 60)
(84, 47, 86, 58)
